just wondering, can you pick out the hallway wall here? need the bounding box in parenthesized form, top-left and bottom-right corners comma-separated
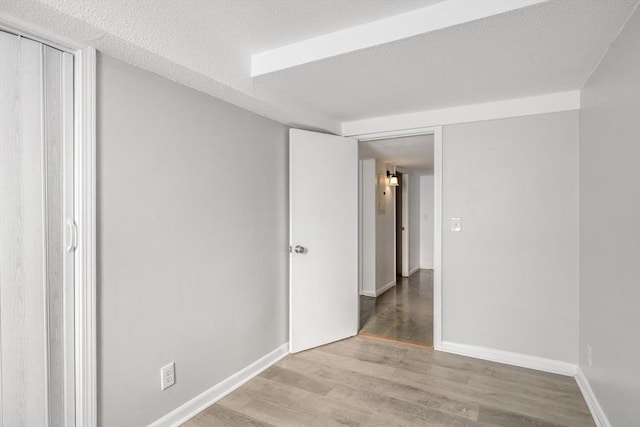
(419, 175, 435, 269)
(359, 159, 376, 296)
(408, 174, 421, 273)
(375, 160, 396, 293)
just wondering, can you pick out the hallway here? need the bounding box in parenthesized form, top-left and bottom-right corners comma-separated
(359, 269, 433, 347)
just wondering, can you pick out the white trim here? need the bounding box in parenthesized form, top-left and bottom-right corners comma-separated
(357, 126, 442, 349)
(408, 266, 420, 276)
(358, 161, 363, 298)
(74, 46, 97, 427)
(392, 168, 397, 283)
(361, 279, 397, 298)
(289, 135, 293, 353)
(419, 265, 434, 270)
(575, 367, 611, 427)
(0, 12, 84, 51)
(149, 343, 290, 427)
(356, 126, 441, 142)
(433, 127, 443, 349)
(376, 279, 397, 297)
(251, 0, 548, 76)
(439, 341, 578, 377)
(0, 15, 97, 427)
(342, 91, 581, 137)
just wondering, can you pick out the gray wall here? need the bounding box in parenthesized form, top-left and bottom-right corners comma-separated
(579, 7, 640, 425)
(408, 174, 421, 273)
(97, 54, 289, 426)
(420, 175, 434, 269)
(359, 159, 376, 296)
(375, 160, 396, 291)
(443, 112, 579, 363)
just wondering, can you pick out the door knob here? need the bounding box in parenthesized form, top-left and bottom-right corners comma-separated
(294, 245, 306, 254)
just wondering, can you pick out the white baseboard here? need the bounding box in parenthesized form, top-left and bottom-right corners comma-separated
(408, 266, 420, 276)
(375, 279, 396, 296)
(420, 264, 433, 270)
(575, 367, 611, 427)
(361, 280, 397, 298)
(438, 341, 577, 376)
(149, 342, 289, 427)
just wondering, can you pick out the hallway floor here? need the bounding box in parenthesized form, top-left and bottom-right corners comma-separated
(182, 337, 594, 426)
(359, 269, 433, 346)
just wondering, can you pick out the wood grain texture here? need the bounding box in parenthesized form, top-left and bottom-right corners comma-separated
(182, 337, 594, 427)
(1, 31, 75, 427)
(60, 49, 76, 427)
(0, 33, 48, 427)
(358, 332, 433, 350)
(44, 44, 64, 427)
(43, 44, 76, 427)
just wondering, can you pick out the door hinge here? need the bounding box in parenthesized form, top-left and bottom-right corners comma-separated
(66, 219, 78, 252)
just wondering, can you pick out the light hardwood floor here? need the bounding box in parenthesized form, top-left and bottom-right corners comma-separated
(182, 337, 594, 426)
(360, 269, 433, 346)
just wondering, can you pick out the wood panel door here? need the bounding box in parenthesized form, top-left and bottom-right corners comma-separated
(0, 30, 75, 426)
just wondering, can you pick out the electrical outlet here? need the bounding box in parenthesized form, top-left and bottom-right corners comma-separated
(450, 217, 462, 232)
(587, 345, 592, 367)
(161, 362, 175, 390)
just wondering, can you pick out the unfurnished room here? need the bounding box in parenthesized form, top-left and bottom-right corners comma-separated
(0, 1, 638, 426)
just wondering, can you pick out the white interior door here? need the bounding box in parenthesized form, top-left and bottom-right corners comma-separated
(0, 30, 75, 426)
(289, 129, 358, 353)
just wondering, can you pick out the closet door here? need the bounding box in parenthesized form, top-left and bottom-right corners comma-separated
(0, 31, 75, 426)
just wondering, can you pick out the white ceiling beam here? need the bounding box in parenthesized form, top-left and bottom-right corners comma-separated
(252, 0, 549, 76)
(341, 91, 581, 137)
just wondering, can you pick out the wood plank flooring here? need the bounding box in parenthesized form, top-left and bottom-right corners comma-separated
(182, 337, 594, 427)
(360, 269, 433, 346)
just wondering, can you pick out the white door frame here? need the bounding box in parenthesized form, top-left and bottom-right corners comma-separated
(0, 14, 98, 427)
(356, 126, 443, 349)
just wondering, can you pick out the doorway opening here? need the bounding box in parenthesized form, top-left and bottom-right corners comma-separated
(395, 171, 404, 277)
(357, 130, 440, 349)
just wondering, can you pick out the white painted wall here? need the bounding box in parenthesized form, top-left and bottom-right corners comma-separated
(359, 159, 376, 296)
(420, 175, 434, 269)
(97, 54, 289, 427)
(579, 7, 640, 426)
(408, 174, 421, 274)
(375, 160, 396, 293)
(442, 112, 579, 363)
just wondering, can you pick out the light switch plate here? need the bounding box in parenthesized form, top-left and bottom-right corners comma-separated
(450, 217, 462, 232)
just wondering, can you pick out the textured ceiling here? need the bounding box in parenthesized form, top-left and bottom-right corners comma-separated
(1, 0, 637, 131)
(359, 134, 434, 175)
(257, 0, 639, 121)
(0, 0, 436, 133)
